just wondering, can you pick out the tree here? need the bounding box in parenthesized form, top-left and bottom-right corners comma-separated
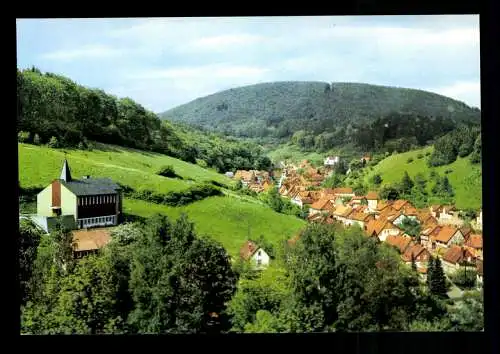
(400, 171, 414, 195)
(48, 136, 59, 148)
(451, 268, 477, 289)
(399, 217, 421, 238)
(449, 295, 484, 331)
(157, 165, 177, 178)
(378, 184, 400, 200)
(19, 219, 43, 305)
(428, 257, 448, 298)
(33, 133, 41, 145)
(128, 214, 237, 333)
(371, 174, 382, 186)
(18, 131, 31, 143)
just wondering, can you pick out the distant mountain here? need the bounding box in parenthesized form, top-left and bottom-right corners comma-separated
(160, 82, 481, 142)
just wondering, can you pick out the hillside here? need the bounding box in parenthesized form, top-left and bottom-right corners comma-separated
(160, 81, 481, 143)
(18, 143, 306, 257)
(361, 147, 482, 210)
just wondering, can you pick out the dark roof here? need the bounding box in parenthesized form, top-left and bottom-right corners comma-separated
(61, 178, 120, 196)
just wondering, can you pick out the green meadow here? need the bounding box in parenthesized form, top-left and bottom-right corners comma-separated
(363, 147, 482, 210)
(19, 143, 306, 257)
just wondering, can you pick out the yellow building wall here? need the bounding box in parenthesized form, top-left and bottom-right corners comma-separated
(61, 184, 77, 220)
(36, 185, 53, 217)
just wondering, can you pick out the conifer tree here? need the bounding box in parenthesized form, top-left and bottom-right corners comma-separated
(429, 257, 448, 298)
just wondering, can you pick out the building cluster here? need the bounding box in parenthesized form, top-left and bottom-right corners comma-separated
(280, 160, 483, 286)
(232, 169, 274, 193)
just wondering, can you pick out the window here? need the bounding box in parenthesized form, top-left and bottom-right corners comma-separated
(257, 259, 262, 266)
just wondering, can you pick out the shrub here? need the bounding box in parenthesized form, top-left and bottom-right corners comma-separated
(18, 131, 30, 143)
(33, 134, 41, 145)
(425, 151, 431, 156)
(451, 268, 477, 289)
(157, 165, 177, 178)
(407, 157, 414, 163)
(48, 136, 59, 148)
(417, 153, 424, 159)
(444, 169, 453, 175)
(77, 141, 85, 150)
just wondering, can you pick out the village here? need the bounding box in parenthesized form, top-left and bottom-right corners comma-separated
(23, 156, 483, 292)
(233, 155, 483, 289)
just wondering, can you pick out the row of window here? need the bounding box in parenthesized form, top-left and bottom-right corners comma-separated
(79, 215, 115, 227)
(78, 194, 117, 206)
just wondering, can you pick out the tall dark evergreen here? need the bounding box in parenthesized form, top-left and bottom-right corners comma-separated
(429, 257, 448, 298)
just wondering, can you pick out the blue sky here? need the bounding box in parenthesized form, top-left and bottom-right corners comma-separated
(16, 16, 480, 113)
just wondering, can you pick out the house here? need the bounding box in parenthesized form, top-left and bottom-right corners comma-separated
(72, 228, 111, 258)
(309, 198, 335, 216)
(441, 245, 476, 274)
(433, 226, 465, 249)
(234, 170, 256, 186)
(386, 234, 413, 254)
(401, 243, 431, 267)
(348, 196, 367, 207)
(366, 191, 379, 211)
(324, 156, 340, 166)
(291, 191, 314, 209)
(365, 219, 401, 242)
(36, 159, 122, 231)
(459, 227, 473, 242)
(332, 187, 355, 198)
(332, 205, 354, 225)
(240, 240, 270, 269)
(465, 233, 483, 259)
(420, 224, 440, 249)
(345, 206, 375, 229)
(225, 172, 234, 178)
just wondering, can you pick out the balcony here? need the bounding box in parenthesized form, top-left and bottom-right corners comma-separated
(77, 215, 116, 229)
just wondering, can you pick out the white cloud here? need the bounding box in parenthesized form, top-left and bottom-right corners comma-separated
(40, 44, 124, 61)
(180, 34, 266, 52)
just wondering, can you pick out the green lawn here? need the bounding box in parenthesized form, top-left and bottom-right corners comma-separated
(362, 147, 482, 210)
(123, 196, 306, 257)
(19, 143, 232, 193)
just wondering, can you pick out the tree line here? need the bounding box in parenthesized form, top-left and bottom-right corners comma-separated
(17, 67, 271, 173)
(19, 216, 483, 334)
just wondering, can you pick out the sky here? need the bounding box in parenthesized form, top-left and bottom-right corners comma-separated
(16, 16, 480, 113)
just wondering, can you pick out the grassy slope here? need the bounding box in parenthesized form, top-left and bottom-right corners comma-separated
(19, 142, 231, 193)
(124, 197, 305, 257)
(362, 147, 482, 210)
(19, 143, 306, 257)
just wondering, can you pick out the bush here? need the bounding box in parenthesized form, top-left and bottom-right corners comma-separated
(425, 151, 431, 156)
(77, 141, 86, 150)
(18, 131, 30, 143)
(417, 153, 424, 159)
(157, 165, 177, 178)
(48, 136, 59, 148)
(451, 268, 477, 289)
(33, 134, 41, 145)
(444, 169, 453, 175)
(86, 141, 94, 151)
(407, 157, 414, 163)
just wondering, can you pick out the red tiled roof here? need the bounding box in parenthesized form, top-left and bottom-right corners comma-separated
(433, 226, 459, 244)
(402, 243, 430, 262)
(465, 234, 482, 249)
(333, 187, 354, 195)
(72, 228, 111, 252)
(442, 245, 474, 265)
(240, 240, 259, 260)
(366, 191, 378, 200)
(386, 234, 412, 254)
(310, 198, 333, 211)
(392, 200, 410, 211)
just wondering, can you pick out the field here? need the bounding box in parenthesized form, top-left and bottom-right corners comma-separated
(19, 143, 306, 257)
(18, 143, 232, 193)
(362, 147, 482, 210)
(124, 197, 306, 257)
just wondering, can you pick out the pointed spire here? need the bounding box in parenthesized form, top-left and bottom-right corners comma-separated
(60, 157, 72, 182)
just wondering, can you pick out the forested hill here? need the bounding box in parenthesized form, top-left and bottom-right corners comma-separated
(160, 81, 481, 151)
(16, 67, 272, 173)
